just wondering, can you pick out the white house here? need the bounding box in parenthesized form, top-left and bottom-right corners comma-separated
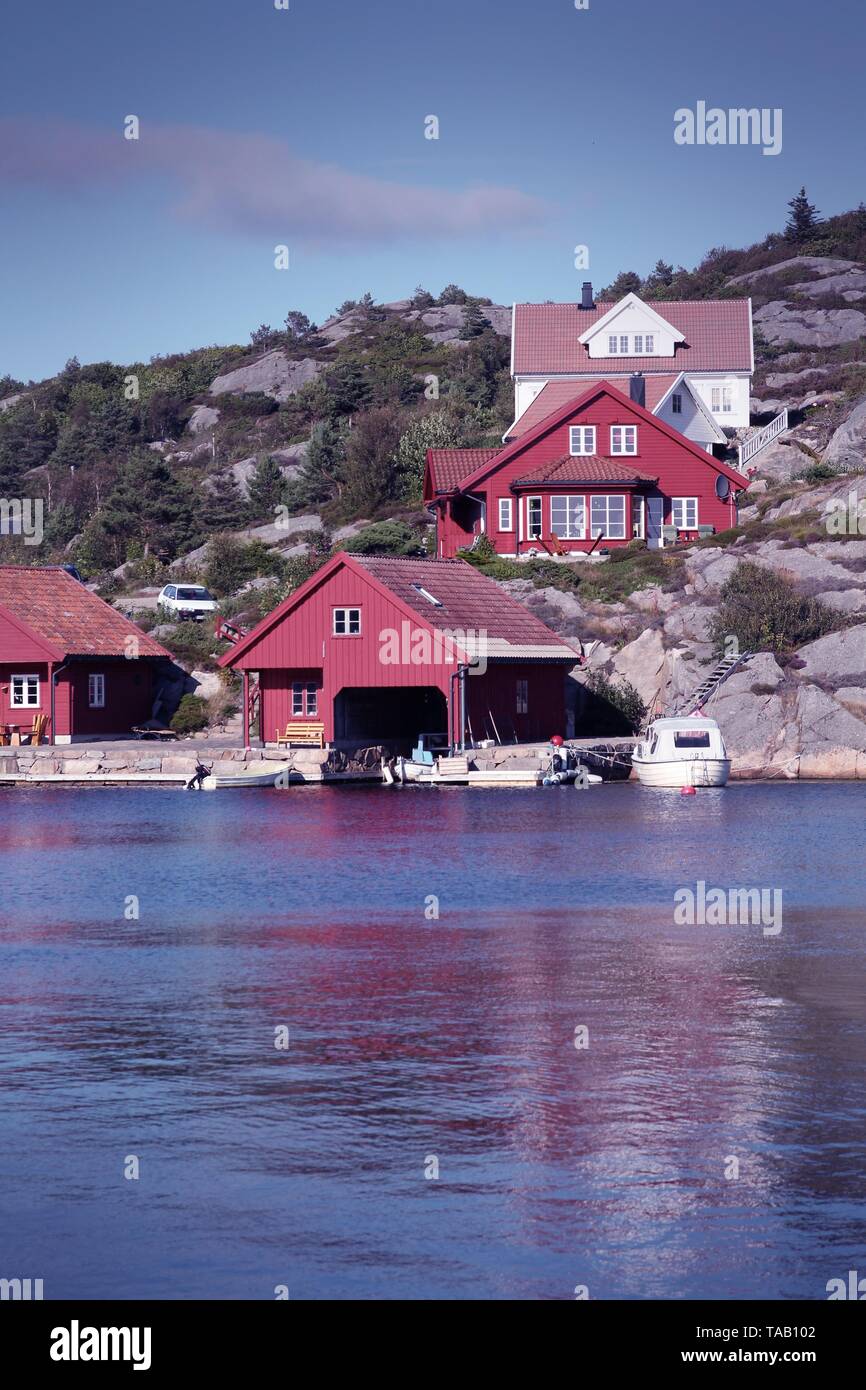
(509, 287, 754, 447)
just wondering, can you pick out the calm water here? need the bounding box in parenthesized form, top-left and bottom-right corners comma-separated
(1, 782, 865, 1301)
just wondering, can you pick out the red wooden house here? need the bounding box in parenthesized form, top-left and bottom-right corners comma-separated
(0, 566, 172, 742)
(218, 552, 581, 750)
(425, 381, 748, 558)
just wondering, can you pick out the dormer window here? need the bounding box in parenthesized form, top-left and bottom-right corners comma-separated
(608, 334, 617, 354)
(569, 425, 596, 456)
(610, 425, 637, 455)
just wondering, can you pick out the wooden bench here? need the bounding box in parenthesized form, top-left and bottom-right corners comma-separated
(276, 721, 325, 748)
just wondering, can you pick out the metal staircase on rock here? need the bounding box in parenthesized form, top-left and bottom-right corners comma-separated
(669, 650, 754, 716)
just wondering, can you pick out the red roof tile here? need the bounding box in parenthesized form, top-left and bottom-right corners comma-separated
(426, 447, 500, 493)
(513, 456, 658, 486)
(350, 556, 578, 656)
(513, 299, 752, 375)
(508, 376, 678, 437)
(0, 567, 172, 658)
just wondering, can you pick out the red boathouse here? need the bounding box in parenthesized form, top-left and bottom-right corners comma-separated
(0, 566, 173, 742)
(219, 553, 581, 749)
(425, 381, 748, 558)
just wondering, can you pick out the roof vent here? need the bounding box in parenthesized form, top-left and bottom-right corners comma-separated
(581, 282, 594, 310)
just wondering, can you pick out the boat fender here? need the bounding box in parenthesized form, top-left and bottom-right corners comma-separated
(680, 785, 697, 796)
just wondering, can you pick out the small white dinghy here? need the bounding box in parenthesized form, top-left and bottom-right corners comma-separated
(632, 717, 731, 788)
(184, 761, 286, 790)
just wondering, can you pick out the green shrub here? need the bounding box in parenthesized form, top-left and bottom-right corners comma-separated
(583, 670, 647, 732)
(170, 694, 209, 734)
(341, 520, 425, 556)
(709, 560, 845, 655)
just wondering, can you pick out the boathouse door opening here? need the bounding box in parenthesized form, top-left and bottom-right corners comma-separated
(333, 685, 447, 748)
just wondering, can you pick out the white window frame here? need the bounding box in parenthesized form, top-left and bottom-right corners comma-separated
(11, 673, 40, 708)
(672, 497, 699, 530)
(671, 392, 683, 415)
(498, 497, 513, 532)
(88, 673, 106, 709)
(645, 334, 654, 353)
(610, 425, 637, 455)
(631, 496, 645, 539)
(619, 335, 629, 354)
(569, 426, 596, 456)
(516, 679, 529, 715)
(607, 334, 618, 354)
(333, 607, 361, 636)
(634, 335, 643, 354)
(550, 495, 586, 540)
(292, 681, 318, 716)
(711, 385, 733, 415)
(526, 496, 542, 540)
(590, 494, 627, 540)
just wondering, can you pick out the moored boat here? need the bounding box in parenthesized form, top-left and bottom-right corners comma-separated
(631, 717, 730, 788)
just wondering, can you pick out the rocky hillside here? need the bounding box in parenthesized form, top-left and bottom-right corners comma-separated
(3, 202, 866, 769)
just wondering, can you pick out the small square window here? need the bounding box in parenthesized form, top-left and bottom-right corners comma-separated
(11, 674, 40, 708)
(333, 607, 361, 635)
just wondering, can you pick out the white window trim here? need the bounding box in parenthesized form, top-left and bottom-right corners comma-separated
(526, 495, 543, 540)
(292, 681, 318, 716)
(498, 497, 513, 532)
(610, 425, 638, 456)
(569, 426, 596, 457)
(11, 673, 40, 708)
(631, 496, 645, 540)
(590, 494, 628, 541)
(550, 494, 586, 541)
(672, 497, 699, 530)
(88, 673, 106, 709)
(333, 607, 361, 636)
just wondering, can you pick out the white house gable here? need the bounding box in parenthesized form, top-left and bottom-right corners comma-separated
(579, 294, 684, 361)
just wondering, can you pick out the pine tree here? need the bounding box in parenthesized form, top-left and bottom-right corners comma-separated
(201, 468, 249, 531)
(246, 454, 285, 519)
(651, 260, 674, 286)
(603, 271, 643, 299)
(785, 187, 821, 242)
(326, 361, 372, 416)
(460, 301, 488, 339)
(291, 420, 346, 507)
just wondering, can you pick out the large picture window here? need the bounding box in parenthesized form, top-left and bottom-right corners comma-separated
(550, 495, 586, 540)
(590, 495, 627, 540)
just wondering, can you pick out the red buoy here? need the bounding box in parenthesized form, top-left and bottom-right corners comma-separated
(550, 734, 564, 747)
(680, 785, 697, 796)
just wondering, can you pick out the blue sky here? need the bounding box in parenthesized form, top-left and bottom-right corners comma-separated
(1, 0, 864, 381)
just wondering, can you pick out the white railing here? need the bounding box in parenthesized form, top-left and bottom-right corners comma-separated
(738, 408, 789, 470)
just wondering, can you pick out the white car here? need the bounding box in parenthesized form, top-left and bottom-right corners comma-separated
(157, 584, 218, 622)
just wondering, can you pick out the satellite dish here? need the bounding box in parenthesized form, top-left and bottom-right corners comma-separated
(715, 474, 730, 501)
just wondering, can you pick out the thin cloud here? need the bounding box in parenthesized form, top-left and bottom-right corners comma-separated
(0, 118, 549, 242)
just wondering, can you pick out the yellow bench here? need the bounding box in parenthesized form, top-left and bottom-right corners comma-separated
(276, 721, 325, 748)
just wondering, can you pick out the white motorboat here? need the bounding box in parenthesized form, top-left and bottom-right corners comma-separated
(631, 717, 731, 788)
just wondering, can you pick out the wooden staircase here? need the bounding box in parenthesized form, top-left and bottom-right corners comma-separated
(670, 650, 754, 716)
(738, 409, 789, 470)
